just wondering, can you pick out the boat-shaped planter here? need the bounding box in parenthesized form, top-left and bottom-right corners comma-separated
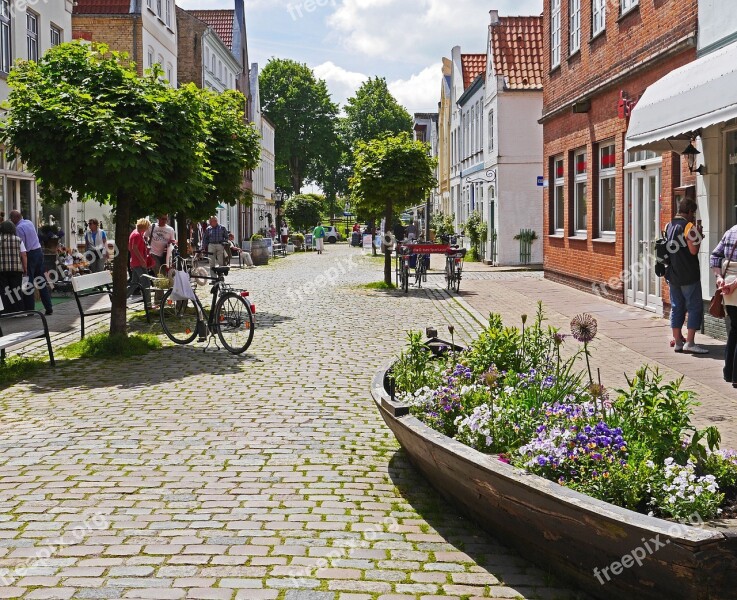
(371, 360, 737, 600)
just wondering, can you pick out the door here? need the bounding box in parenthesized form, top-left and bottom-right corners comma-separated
(628, 168, 661, 311)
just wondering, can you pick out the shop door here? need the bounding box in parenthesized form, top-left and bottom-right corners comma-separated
(629, 168, 661, 311)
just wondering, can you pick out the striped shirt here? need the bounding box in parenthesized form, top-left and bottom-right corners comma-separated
(711, 225, 737, 269)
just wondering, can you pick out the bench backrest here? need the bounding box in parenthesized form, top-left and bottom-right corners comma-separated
(71, 271, 113, 293)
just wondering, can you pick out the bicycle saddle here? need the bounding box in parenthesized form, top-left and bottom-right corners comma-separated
(213, 266, 230, 276)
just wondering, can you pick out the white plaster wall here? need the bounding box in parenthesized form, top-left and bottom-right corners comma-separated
(496, 164, 544, 265)
(699, 0, 737, 51)
(203, 32, 239, 93)
(141, 1, 177, 86)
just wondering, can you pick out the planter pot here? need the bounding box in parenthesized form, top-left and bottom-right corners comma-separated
(371, 362, 737, 600)
(286, 244, 295, 254)
(250, 240, 269, 266)
(43, 236, 60, 252)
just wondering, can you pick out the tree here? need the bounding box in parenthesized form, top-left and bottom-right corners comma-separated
(2, 42, 259, 334)
(284, 194, 323, 232)
(260, 59, 338, 194)
(350, 133, 437, 284)
(343, 77, 413, 150)
(464, 211, 488, 262)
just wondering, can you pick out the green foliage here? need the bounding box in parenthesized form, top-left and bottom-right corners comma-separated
(465, 211, 488, 261)
(0, 356, 45, 387)
(360, 281, 397, 290)
(61, 333, 161, 359)
(250, 234, 264, 241)
(704, 451, 737, 497)
(431, 212, 455, 240)
(284, 194, 324, 231)
(260, 58, 339, 193)
(391, 332, 439, 396)
(514, 230, 539, 243)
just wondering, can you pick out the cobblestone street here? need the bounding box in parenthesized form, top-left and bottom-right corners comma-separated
(0, 246, 584, 600)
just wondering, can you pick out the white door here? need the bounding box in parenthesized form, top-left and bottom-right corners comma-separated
(628, 168, 662, 311)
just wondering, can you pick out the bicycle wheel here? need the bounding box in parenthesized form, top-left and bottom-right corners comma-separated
(454, 272, 462, 293)
(160, 289, 200, 345)
(445, 261, 453, 290)
(215, 292, 255, 354)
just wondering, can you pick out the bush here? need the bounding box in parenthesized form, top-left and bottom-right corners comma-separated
(251, 234, 264, 242)
(284, 194, 324, 231)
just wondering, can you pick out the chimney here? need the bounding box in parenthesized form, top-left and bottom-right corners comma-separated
(489, 9, 500, 26)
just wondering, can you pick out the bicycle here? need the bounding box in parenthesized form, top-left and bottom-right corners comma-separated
(414, 253, 429, 288)
(159, 256, 255, 354)
(444, 247, 466, 293)
(399, 246, 411, 293)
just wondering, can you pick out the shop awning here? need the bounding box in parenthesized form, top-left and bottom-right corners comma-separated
(625, 41, 737, 152)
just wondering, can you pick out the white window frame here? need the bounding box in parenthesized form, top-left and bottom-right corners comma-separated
(551, 0, 561, 68)
(574, 148, 588, 235)
(27, 11, 39, 63)
(592, 0, 606, 37)
(156, 0, 162, 17)
(166, 63, 173, 84)
(553, 156, 564, 233)
(598, 142, 616, 237)
(0, 0, 11, 74)
(146, 0, 153, 9)
(569, 0, 581, 54)
(147, 47, 154, 69)
(488, 110, 494, 153)
(621, 0, 639, 16)
(165, 0, 172, 27)
(50, 24, 62, 47)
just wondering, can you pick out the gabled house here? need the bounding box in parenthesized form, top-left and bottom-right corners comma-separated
(483, 11, 543, 266)
(437, 58, 453, 217)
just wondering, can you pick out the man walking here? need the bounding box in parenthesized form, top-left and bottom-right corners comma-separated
(147, 214, 176, 276)
(665, 198, 708, 354)
(84, 219, 108, 273)
(9, 210, 53, 315)
(202, 216, 229, 276)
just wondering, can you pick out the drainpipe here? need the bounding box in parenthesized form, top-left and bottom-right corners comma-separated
(132, 0, 140, 72)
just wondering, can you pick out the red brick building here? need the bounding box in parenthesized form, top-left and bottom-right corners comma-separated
(542, 0, 697, 313)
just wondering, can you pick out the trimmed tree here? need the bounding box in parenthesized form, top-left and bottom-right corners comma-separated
(284, 194, 323, 232)
(350, 133, 437, 285)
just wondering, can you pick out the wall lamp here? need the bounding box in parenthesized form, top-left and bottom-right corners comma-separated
(683, 141, 706, 175)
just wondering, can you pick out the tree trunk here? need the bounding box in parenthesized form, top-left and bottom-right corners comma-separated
(110, 193, 131, 336)
(176, 214, 189, 259)
(384, 199, 393, 286)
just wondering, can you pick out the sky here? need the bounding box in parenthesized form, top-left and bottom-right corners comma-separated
(177, 0, 543, 115)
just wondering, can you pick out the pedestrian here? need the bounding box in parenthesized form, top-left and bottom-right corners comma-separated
(665, 198, 707, 354)
(128, 218, 151, 296)
(0, 220, 28, 315)
(393, 220, 406, 243)
(269, 223, 277, 240)
(9, 210, 53, 315)
(353, 222, 361, 234)
(313, 222, 325, 255)
(711, 224, 737, 384)
(84, 219, 109, 273)
(281, 222, 289, 245)
(147, 214, 176, 276)
(202, 215, 229, 276)
(407, 219, 418, 242)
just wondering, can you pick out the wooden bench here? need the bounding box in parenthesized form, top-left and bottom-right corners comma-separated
(0, 297, 55, 366)
(71, 271, 151, 339)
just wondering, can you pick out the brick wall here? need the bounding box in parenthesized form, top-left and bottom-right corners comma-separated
(541, 0, 697, 303)
(175, 7, 205, 88)
(72, 15, 144, 76)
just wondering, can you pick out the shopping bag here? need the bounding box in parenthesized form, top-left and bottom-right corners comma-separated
(170, 270, 198, 302)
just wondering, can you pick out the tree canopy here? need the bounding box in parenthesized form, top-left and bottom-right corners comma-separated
(1, 41, 260, 334)
(284, 194, 324, 232)
(350, 132, 437, 284)
(259, 59, 338, 194)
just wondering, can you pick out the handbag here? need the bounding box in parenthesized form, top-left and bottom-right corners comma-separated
(709, 242, 737, 318)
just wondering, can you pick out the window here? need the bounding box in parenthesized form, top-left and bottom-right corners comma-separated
(488, 110, 494, 152)
(218, 60, 222, 81)
(598, 142, 616, 235)
(50, 24, 62, 47)
(147, 47, 154, 68)
(574, 149, 587, 234)
(165, 0, 172, 26)
(166, 63, 173, 83)
(27, 12, 38, 63)
(146, 0, 153, 8)
(205, 47, 209, 68)
(551, 0, 561, 67)
(592, 0, 606, 36)
(553, 156, 564, 232)
(156, 0, 162, 17)
(569, 0, 581, 54)
(211, 54, 216, 73)
(621, 0, 639, 15)
(0, 0, 10, 74)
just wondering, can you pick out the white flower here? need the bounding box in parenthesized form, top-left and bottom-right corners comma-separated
(664, 457, 675, 466)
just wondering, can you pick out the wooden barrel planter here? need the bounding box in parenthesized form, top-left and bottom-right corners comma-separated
(250, 239, 269, 266)
(371, 361, 737, 600)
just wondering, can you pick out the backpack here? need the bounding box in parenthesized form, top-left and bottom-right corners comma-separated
(654, 228, 670, 278)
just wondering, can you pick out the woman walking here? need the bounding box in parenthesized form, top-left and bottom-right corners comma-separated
(712, 224, 737, 385)
(313, 222, 325, 255)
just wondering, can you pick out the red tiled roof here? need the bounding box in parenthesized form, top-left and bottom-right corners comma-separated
(188, 10, 235, 50)
(460, 54, 487, 90)
(490, 16, 544, 90)
(73, 0, 131, 14)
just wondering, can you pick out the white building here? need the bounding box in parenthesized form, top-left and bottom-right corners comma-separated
(482, 11, 543, 266)
(410, 113, 439, 236)
(0, 0, 73, 226)
(457, 73, 486, 235)
(141, 0, 178, 86)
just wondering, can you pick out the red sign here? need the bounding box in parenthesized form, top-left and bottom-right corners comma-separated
(400, 243, 452, 254)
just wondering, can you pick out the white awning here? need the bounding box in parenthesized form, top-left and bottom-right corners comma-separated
(625, 41, 737, 152)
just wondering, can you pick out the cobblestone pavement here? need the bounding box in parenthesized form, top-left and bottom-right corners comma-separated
(0, 246, 585, 600)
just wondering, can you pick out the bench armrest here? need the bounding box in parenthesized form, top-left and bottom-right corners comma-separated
(0, 310, 52, 337)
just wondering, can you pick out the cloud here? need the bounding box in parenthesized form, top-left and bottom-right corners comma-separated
(388, 63, 443, 114)
(313, 61, 368, 108)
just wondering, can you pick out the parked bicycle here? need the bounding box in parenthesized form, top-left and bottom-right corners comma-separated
(160, 256, 255, 354)
(445, 247, 466, 293)
(398, 246, 411, 293)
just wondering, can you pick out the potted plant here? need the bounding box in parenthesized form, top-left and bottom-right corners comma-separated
(291, 232, 305, 250)
(38, 224, 64, 252)
(250, 233, 269, 266)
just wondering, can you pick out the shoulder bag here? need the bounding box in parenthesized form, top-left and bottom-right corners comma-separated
(709, 241, 737, 319)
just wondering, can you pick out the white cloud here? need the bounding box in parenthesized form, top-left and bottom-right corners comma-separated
(313, 61, 368, 108)
(388, 63, 443, 114)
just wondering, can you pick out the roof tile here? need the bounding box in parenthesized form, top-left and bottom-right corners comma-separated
(490, 16, 544, 90)
(460, 54, 487, 90)
(187, 9, 235, 50)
